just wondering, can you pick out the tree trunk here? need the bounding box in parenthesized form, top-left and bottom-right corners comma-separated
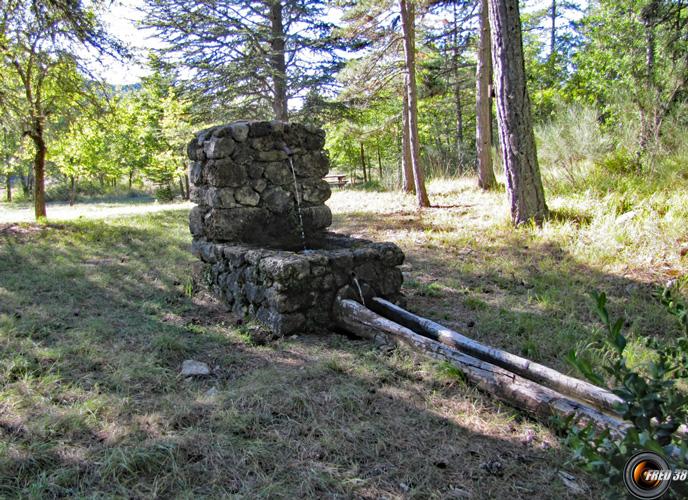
(452, 0, 463, 162)
(377, 142, 383, 180)
(334, 298, 628, 435)
(488, 0, 548, 225)
(69, 176, 76, 206)
(184, 174, 190, 200)
(360, 142, 368, 182)
(31, 132, 47, 219)
(476, 0, 497, 190)
(269, 0, 289, 121)
(549, 0, 556, 62)
(178, 175, 186, 199)
(400, 0, 430, 208)
(370, 297, 623, 413)
(401, 78, 415, 193)
(5, 174, 11, 202)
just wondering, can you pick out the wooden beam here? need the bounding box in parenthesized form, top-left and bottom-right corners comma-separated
(334, 298, 628, 435)
(370, 297, 623, 414)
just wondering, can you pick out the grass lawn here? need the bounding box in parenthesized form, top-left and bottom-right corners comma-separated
(1, 178, 686, 497)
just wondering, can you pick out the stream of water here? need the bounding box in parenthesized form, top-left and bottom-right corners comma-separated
(286, 156, 308, 251)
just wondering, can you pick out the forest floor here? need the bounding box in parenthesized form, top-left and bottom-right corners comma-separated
(1, 178, 686, 498)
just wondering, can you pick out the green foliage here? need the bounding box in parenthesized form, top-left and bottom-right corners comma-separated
(154, 185, 175, 202)
(536, 104, 612, 192)
(560, 288, 688, 487)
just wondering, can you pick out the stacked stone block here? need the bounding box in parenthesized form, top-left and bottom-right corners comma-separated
(189, 120, 405, 335)
(188, 120, 332, 248)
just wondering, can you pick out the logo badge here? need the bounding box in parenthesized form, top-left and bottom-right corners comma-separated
(623, 451, 672, 499)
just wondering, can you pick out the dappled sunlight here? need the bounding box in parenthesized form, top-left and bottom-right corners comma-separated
(0, 200, 193, 224)
(0, 207, 609, 497)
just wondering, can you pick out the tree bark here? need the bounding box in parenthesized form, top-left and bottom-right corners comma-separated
(476, 0, 497, 190)
(400, 0, 430, 208)
(5, 174, 11, 202)
(31, 131, 47, 219)
(269, 0, 289, 121)
(370, 297, 623, 413)
(184, 173, 190, 200)
(549, 0, 556, 62)
(360, 142, 368, 183)
(401, 77, 415, 193)
(178, 175, 186, 199)
(334, 298, 628, 435)
(377, 142, 383, 180)
(452, 0, 463, 160)
(69, 175, 76, 206)
(488, 0, 548, 225)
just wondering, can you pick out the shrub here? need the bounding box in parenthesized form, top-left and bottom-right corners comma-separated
(154, 185, 176, 202)
(559, 285, 688, 492)
(536, 105, 612, 194)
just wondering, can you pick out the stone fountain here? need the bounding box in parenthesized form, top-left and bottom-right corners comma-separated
(188, 120, 405, 335)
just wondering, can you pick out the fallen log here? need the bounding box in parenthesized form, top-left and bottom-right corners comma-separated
(335, 298, 628, 435)
(370, 297, 623, 414)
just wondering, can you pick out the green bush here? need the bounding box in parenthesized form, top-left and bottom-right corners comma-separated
(536, 105, 612, 194)
(559, 285, 688, 492)
(153, 185, 176, 202)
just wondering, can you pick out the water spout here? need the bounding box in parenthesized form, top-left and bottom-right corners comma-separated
(284, 146, 307, 250)
(351, 272, 366, 307)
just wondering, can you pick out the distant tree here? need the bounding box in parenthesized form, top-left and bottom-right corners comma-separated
(571, 0, 688, 162)
(143, 0, 342, 121)
(488, 0, 548, 225)
(0, 0, 124, 219)
(400, 0, 430, 207)
(475, 0, 496, 189)
(0, 124, 21, 202)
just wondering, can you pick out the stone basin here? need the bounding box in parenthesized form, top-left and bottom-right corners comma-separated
(192, 232, 404, 335)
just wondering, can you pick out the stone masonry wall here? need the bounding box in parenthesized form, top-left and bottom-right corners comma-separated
(188, 121, 333, 248)
(189, 120, 405, 335)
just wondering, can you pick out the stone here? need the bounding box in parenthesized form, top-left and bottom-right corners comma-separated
(259, 255, 310, 281)
(250, 136, 276, 152)
(205, 160, 247, 187)
(258, 150, 289, 162)
(189, 161, 203, 185)
(301, 179, 331, 204)
(189, 206, 207, 237)
(256, 306, 305, 335)
(230, 122, 249, 142)
(263, 161, 292, 185)
(301, 205, 332, 231)
(181, 360, 210, 376)
(203, 207, 266, 242)
(187, 138, 199, 160)
(205, 187, 237, 208)
(248, 121, 273, 138)
(204, 136, 235, 159)
(211, 125, 232, 138)
(234, 186, 260, 206)
(262, 187, 293, 214)
(250, 178, 267, 193)
(247, 164, 264, 179)
(189, 186, 204, 204)
(291, 151, 329, 178)
(188, 120, 405, 336)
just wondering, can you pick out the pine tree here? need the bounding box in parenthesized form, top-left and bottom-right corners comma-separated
(142, 0, 342, 121)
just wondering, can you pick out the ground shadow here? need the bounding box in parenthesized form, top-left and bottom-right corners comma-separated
(0, 213, 611, 498)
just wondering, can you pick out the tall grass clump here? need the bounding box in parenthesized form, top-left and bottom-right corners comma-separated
(536, 104, 612, 195)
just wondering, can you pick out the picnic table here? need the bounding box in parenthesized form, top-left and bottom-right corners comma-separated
(324, 174, 348, 188)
